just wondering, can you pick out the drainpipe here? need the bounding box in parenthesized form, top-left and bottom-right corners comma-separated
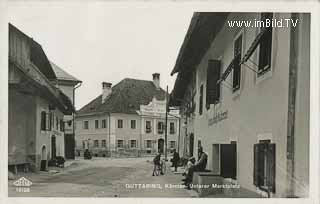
(108, 112, 111, 157)
(72, 82, 82, 159)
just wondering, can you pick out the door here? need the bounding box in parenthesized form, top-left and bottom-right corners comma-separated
(189, 133, 194, 157)
(65, 134, 75, 159)
(51, 135, 56, 159)
(220, 143, 237, 179)
(158, 139, 164, 154)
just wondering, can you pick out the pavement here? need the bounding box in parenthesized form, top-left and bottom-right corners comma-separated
(8, 157, 198, 197)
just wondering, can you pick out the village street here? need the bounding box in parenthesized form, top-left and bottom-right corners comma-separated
(8, 157, 197, 197)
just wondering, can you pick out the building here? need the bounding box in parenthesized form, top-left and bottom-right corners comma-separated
(75, 74, 180, 157)
(170, 13, 310, 197)
(50, 62, 82, 159)
(8, 24, 75, 172)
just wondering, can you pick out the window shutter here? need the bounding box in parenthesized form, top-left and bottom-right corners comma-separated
(206, 60, 221, 109)
(253, 144, 260, 186)
(267, 143, 276, 193)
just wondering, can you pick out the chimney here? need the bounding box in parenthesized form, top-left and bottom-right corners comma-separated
(152, 73, 160, 89)
(102, 82, 112, 103)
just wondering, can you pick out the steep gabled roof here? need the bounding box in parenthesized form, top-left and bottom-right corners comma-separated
(77, 78, 166, 116)
(50, 61, 82, 83)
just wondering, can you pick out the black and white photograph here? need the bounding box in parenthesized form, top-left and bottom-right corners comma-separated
(1, 1, 319, 203)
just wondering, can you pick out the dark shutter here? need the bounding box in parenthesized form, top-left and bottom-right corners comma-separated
(220, 144, 237, 179)
(253, 144, 259, 186)
(206, 60, 221, 109)
(267, 143, 276, 193)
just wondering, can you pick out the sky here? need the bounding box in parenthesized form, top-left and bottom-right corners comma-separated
(8, 2, 193, 110)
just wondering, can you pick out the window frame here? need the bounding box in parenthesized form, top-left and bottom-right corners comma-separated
(118, 119, 123, 129)
(146, 140, 152, 149)
(94, 140, 99, 148)
(169, 122, 175, 134)
(145, 120, 152, 133)
(102, 119, 107, 128)
(257, 13, 273, 77)
(131, 120, 136, 129)
(101, 139, 106, 147)
(130, 140, 137, 148)
(83, 120, 89, 129)
(232, 32, 243, 92)
(117, 140, 124, 148)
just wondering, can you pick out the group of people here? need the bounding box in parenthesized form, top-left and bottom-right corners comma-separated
(181, 146, 208, 189)
(152, 147, 208, 190)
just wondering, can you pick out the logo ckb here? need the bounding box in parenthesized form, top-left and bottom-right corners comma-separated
(13, 177, 32, 187)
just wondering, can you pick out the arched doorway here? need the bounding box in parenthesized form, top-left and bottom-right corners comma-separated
(51, 135, 56, 159)
(40, 145, 47, 171)
(158, 139, 164, 154)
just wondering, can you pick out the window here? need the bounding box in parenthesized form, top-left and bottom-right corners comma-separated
(233, 34, 242, 92)
(130, 140, 137, 148)
(101, 140, 106, 147)
(83, 121, 89, 129)
(170, 141, 176, 149)
(131, 120, 136, 129)
(157, 122, 164, 134)
(48, 113, 52, 131)
(117, 140, 124, 148)
(146, 140, 152, 148)
(60, 119, 64, 132)
(95, 120, 99, 129)
(258, 13, 273, 76)
(254, 140, 276, 193)
(118, 119, 123, 128)
(102, 119, 107, 128)
(206, 60, 221, 108)
(94, 140, 99, 147)
(169, 122, 175, 134)
(145, 121, 151, 133)
(41, 111, 46, 130)
(199, 85, 203, 115)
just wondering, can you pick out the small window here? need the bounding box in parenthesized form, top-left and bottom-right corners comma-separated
(41, 111, 46, 131)
(131, 120, 136, 129)
(83, 121, 89, 129)
(145, 121, 151, 133)
(199, 85, 203, 115)
(233, 34, 242, 92)
(169, 122, 175, 134)
(146, 140, 152, 148)
(258, 13, 273, 76)
(157, 122, 164, 134)
(102, 119, 107, 128)
(117, 140, 124, 148)
(130, 140, 137, 148)
(94, 140, 99, 147)
(170, 141, 176, 149)
(101, 140, 106, 147)
(95, 120, 99, 129)
(253, 141, 276, 193)
(118, 119, 123, 128)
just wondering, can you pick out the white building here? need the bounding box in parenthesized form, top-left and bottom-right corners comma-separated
(75, 74, 180, 157)
(170, 13, 310, 197)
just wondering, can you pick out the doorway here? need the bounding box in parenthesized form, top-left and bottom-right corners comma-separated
(189, 133, 194, 157)
(40, 145, 47, 171)
(158, 139, 164, 154)
(51, 135, 56, 159)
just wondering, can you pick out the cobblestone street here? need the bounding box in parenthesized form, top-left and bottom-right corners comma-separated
(8, 157, 196, 197)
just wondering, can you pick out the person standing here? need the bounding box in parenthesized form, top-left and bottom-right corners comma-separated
(172, 149, 180, 172)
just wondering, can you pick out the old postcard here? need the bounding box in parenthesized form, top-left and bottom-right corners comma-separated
(1, 1, 319, 204)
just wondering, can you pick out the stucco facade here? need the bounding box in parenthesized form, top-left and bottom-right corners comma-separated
(171, 13, 310, 198)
